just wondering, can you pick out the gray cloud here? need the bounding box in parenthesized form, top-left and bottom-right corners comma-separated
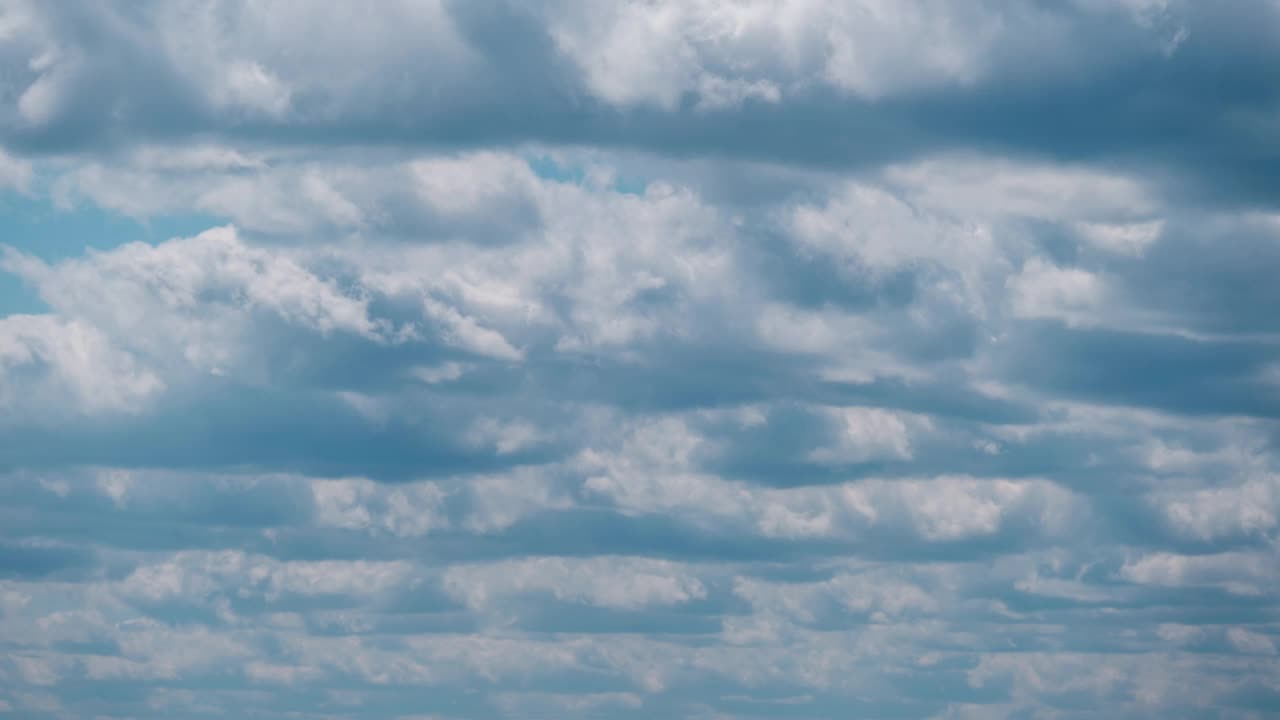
(0, 1, 1276, 205)
(1, 2, 1279, 718)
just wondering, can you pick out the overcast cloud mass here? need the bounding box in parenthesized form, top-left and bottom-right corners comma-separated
(1, 1, 1279, 718)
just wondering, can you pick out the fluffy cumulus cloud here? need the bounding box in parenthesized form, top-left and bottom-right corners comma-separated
(0, 1, 1278, 718)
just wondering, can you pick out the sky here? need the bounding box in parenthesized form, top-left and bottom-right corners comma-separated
(0, 1, 1279, 718)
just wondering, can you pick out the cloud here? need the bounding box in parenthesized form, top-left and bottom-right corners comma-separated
(443, 556, 708, 611)
(1154, 474, 1279, 542)
(0, 147, 32, 191)
(539, 0, 1007, 109)
(1, 2, 1279, 717)
(0, 314, 163, 416)
(0, 1, 1275, 199)
(1006, 258, 1105, 322)
(4, 226, 387, 371)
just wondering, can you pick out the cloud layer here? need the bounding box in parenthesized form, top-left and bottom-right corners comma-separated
(1, 1, 1279, 718)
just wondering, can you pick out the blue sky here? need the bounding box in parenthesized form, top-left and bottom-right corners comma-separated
(1, 1, 1279, 718)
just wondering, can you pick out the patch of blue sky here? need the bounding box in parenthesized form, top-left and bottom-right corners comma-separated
(525, 153, 648, 195)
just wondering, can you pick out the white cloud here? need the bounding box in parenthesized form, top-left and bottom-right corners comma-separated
(1119, 551, 1277, 596)
(808, 407, 923, 464)
(410, 153, 541, 220)
(156, 0, 475, 121)
(0, 147, 32, 191)
(578, 415, 1076, 543)
(1007, 258, 1105, 322)
(462, 468, 574, 533)
(884, 155, 1157, 222)
(16, 59, 71, 126)
(245, 661, 324, 685)
(410, 361, 469, 384)
(311, 477, 449, 537)
(1156, 623, 1204, 645)
(3, 226, 388, 382)
(544, 1, 1017, 109)
(898, 479, 1025, 540)
(1076, 220, 1165, 256)
(96, 469, 135, 508)
(967, 653, 1135, 707)
(466, 417, 543, 455)
(215, 61, 292, 118)
(0, 314, 163, 415)
(117, 551, 414, 603)
(1226, 627, 1277, 656)
(443, 557, 708, 611)
(754, 304, 877, 360)
(494, 691, 643, 716)
(734, 569, 940, 623)
(422, 297, 523, 361)
(11, 656, 58, 686)
(52, 151, 737, 361)
(1155, 474, 1278, 541)
(789, 181, 996, 279)
(0, 4, 1275, 714)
